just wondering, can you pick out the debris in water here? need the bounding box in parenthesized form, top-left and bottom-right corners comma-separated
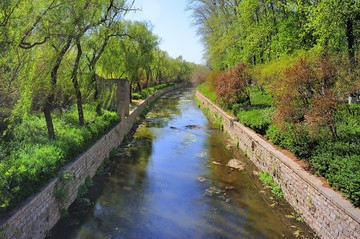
(194, 151, 208, 158)
(197, 177, 207, 182)
(227, 159, 244, 170)
(204, 186, 231, 202)
(212, 161, 221, 166)
(205, 186, 223, 196)
(185, 125, 206, 129)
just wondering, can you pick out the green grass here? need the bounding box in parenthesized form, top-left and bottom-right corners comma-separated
(132, 83, 172, 100)
(197, 82, 217, 103)
(231, 88, 275, 135)
(0, 104, 119, 214)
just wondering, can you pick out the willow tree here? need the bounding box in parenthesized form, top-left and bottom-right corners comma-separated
(98, 21, 159, 100)
(0, 0, 137, 139)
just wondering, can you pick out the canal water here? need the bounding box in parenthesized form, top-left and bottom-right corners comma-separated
(50, 88, 314, 239)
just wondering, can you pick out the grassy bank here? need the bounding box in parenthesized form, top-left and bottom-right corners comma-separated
(0, 104, 119, 214)
(132, 83, 174, 100)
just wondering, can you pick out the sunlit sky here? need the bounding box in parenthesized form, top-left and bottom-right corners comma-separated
(125, 0, 205, 64)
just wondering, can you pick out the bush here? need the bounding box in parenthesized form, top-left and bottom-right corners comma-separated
(259, 171, 284, 198)
(132, 92, 142, 100)
(232, 88, 274, 135)
(311, 145, 360, 206)
(266, 123, 317, 160)
(237, 108, 273, 135)
(215, 62, 250, 108)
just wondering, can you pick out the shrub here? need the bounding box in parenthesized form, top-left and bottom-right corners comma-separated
(311, 146, 360, 206)
(272, 55, 338, 137)
(237, 107, 273, 135)
(259, 171, 284, 198)
(132, 92, 142, 100)
(266, 123, 317, 160)
(215, 62, 251, 109)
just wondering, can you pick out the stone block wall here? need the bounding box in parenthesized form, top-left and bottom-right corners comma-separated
(196, 90, 360, 239)
(0, 84, 180, 239)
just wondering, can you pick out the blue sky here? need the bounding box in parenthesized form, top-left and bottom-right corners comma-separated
(125, 0, 205, 64)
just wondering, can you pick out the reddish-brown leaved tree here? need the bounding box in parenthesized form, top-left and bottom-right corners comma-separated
(216, 62, 251, 108)
(272, 55, 339, 138)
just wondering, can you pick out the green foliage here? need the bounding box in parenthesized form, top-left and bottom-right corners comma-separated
(197, 81, 217, 103)
(54, 172, 73, 205)
(133, 83, 171, 100)
(213, 116, 223, 130)
(0, 105, 119, 214)
(265, 104, 360, 206)
(237, 108, 273, 135)
(96, 157, 110, 175)
(243, 150, 247, 157)
(266, 123, 317, 160)
(77, 176, 93, 199)
(259, 171, 284, 198)
(60, 208, 69, 218)
(307, 104, 360, 206)
(231, 88, 274, 135)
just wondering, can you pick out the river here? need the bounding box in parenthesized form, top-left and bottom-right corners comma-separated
(49, 88, 314, 239)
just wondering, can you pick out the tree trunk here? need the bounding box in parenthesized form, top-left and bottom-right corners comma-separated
(90, 71, 102, 116)
(71, 40, 84, 125)
(346, 17, 356, 68)
(129, 83, 133, 103)
(137, 81, 142, 93)
(43, 101, 55, 140)
(44, 36, 72, 139)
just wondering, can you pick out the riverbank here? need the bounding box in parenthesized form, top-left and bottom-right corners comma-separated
(196, 90, 360, 239)
(0, 83, 187, 239)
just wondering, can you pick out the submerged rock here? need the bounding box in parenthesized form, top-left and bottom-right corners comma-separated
(204, 186, 231, 202)
(185, 125, 206, 129)
(197, 177, 207, 182)
(227, 159, 244, 170)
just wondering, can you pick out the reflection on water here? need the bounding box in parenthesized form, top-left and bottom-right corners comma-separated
(50, 88, 314, 239)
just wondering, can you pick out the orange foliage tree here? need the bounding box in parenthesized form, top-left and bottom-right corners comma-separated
(215, 62, 251, 108)
(272, 55, 339, 138)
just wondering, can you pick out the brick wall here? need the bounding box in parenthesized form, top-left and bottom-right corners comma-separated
(0, 84, 181, 239)
(196, 90, 360, 239)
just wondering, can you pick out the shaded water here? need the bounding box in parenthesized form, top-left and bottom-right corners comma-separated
(50, 88, 313, 239)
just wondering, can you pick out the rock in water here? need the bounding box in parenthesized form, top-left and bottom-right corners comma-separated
(227, 159, 244, 170)
(185, 125, 206, 129)
(197, 177, 207, 182)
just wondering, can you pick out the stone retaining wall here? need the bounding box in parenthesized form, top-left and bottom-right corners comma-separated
(196, 90, 360, 239)
(0, 84, 184, 239)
